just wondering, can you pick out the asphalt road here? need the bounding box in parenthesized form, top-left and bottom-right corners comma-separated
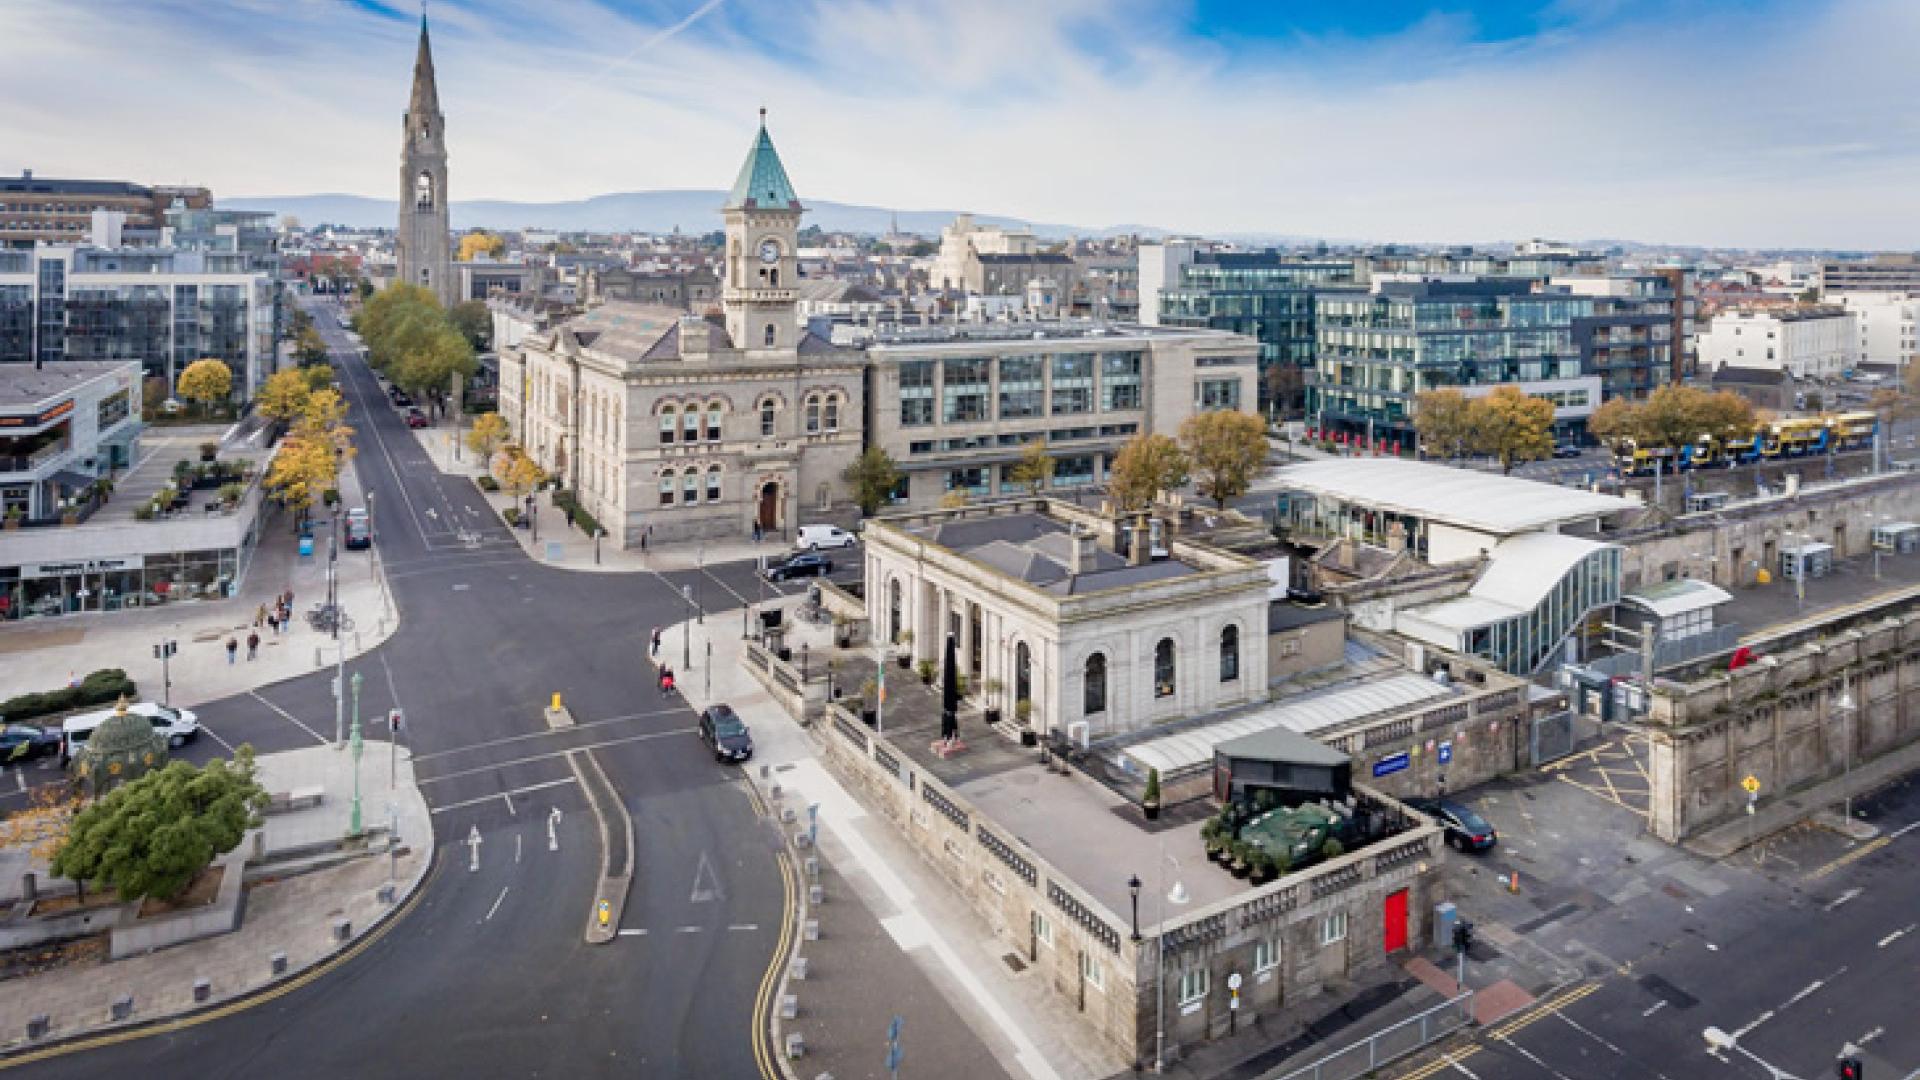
(16, 300, 798, 1079)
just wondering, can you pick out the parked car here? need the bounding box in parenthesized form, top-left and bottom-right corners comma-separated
(1404, 797, 1498, 852)
(1, 723, 61, 765)
(405, 408, 429, 429)
(61, 702, 201, 764)
(392, 392, 414, 408)
(345, 507, 369, 526)
(1552, 444, 1583, 459)
(345, 518, 373, 550)
(698, 704, 753, 763)
(764, 552, 833, 582)
(794, 524, 856, 551)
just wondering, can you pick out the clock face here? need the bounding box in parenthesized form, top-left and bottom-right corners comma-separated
(758, 240, 780, 264)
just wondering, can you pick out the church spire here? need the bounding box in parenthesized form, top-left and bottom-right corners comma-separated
(725, 109, 800, 212)
(409, 10, 441, 123)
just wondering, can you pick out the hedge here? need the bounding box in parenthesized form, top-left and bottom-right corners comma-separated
(0, 668, 139, 722)
(476, 475, 499, 492)
(550, 490, 602, 538)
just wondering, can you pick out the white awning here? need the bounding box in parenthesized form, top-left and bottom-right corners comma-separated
(1276, 458, 1634, 535)
(1121, 674, 1452, 776)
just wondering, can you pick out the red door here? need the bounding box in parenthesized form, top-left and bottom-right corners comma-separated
(1383, 888, 1409, 954)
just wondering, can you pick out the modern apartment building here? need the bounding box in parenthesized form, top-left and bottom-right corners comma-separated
(1819, 254, 1920, 296)
(0, 361, 142, 521)
(1697, 308, 1860, 381)
(0, 246, 278, 398)
(0, 171, 210, 248)
(1557, 275, 1676, 403)
(860, 320, 1258, 507)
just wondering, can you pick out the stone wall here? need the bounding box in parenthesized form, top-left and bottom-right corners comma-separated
(1644, 608, 1920, 841)
(1320, 682, 1535, 801)
(742, 641, 828, 722)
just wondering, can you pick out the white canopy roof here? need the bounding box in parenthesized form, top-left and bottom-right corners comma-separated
(1121, 674, 1451, 776)
(1399, 532, 1613, 636)
(1622, 577, 1733, 619)
(1276, 459, 1635, 535)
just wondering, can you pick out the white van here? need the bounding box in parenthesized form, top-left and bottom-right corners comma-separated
(793, 524, 856, 551)
(61, 702, 201, 764)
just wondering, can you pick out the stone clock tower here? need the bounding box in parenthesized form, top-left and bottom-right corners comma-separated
(722, 110, 801, 353)
(397, 13, 453, 308)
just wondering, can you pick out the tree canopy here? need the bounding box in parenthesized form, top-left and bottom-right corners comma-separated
(51, 748, 267, 903)
(1180, 410, 1268, 508)
(1588, 385, 1757, 448)
(1006, 439, 1055, 495)
(255, 369, 313, 425)
(1109, 434, 1190, 511)
(357, 284, 476, 408)
(1415, 386, 1557, 472)
(1413, 389, 1476, 461)
(465, 412, 509, 460)
(176, 358, 233, 408)
(457, 231, 505, 262)
(842, 446, 902, 516)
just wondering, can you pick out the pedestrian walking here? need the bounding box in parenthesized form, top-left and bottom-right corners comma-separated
(268, 611, 280, 636)
(247, 631, 260, 660)
(226, 637, 238, 665)
(753, 521, 763, 544)
(255, 603, 267, 627)
(649, 628, 661, 660)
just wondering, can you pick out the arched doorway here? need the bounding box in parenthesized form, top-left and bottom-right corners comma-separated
(757, 481, 781, 530)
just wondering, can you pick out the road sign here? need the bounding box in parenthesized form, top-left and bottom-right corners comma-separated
(1741, 775, 1760, 795)
(1227, 973, 1242, 991)
(1437, 741, 1453, 765)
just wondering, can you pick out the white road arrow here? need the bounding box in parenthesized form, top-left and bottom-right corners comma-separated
(467, 824, 482, 872)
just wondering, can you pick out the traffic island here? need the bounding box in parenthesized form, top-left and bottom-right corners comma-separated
(566, 748, 633, 945)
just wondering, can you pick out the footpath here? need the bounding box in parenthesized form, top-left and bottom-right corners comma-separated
(0, 742, 433, 1060)
(0, 443, 398, 711)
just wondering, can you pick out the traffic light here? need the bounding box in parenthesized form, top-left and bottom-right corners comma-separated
(1453, 919, 1475, 954)
(1837, 1058, 1862, 1080)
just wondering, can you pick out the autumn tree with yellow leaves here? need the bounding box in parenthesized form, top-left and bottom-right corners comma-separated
(175, 358, 233, 416)
(465, 412, 509, 460)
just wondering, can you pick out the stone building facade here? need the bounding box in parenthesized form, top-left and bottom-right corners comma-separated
(395, 14, 453, 309)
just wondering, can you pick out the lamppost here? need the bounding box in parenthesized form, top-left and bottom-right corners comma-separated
(1835, 681, 1857, 822)
(153, 638, 177, 707)
(1127, 874, 1142, 943)
(1145, 850, 1189, 1074)
(682, 584, 695, 669)
(348, 671, 364, 838)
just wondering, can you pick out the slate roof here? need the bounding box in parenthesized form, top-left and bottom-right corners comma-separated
(913, 511, 1198, 595)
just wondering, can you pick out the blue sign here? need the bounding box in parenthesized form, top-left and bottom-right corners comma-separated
(1437, 742, 1453, 765)
(1372, 752, 1410, 778)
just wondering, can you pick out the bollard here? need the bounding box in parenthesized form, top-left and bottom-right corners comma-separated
(332, 918, 351, 942)
(804, 856, 819, 879)
(760, 764, 771, 779)
(26, 1015, 49, 1040)
(770, 782, 783, 801)
(1509, 870, 1521, 894)
(551, 692, 563, 711)
(20, 872, 35, 902)
(781, 994, 798, 1020)
(785, 1033, 805, 1059)
(314, 647, 322, 667)
(780, 806, 797, 824)
(377, 883, 397, 904)
(790, 956, 809, 981)
(803, 919, 819, 942)
(808, 884, 824, 905)
(110, 995, 133, 1021)
(270, 951, 288, 976)
(793, 831, 812, 850)
(193, 977, 211, 1003)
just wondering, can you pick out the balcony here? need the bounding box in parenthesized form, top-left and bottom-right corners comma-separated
(0, 439, 69, 476)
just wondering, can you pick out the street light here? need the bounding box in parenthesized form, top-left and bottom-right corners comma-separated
(1835, 683, 1856, 821)
(348, 672, 365, 838)
(1127, 874, 1142, 943)
(1150, 850, 1189, 1074)
(681, 584, 695, 669)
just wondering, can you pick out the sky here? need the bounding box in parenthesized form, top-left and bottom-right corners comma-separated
(2, 0, 1917, 249)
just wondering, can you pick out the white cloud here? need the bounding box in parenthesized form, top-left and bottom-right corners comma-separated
(0, 0, 1915, 247)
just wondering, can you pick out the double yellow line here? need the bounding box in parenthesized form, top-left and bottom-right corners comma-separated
(1395, 982, 1603, 1080)
(0, 858, 440, 1070)
(747, 780, 800, 1080)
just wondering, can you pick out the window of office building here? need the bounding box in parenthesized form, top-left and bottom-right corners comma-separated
(900, 361, 935, 426)
(706, 466, 723, 502)
(1197, 378, 1242, 411)
(682, 407, 700, 442)
(759, 398, 776, 437)
(946, 467, 989, 496)
(706, 403, 723, 442)
(658, 470, 675, 507)
(1101, 352, 1141, 411)
(943, 359, 989, 423)
(1220, 625, 1240, 683)
(659, 407, 677, 445)
(1178, 968, 1210, 1006)
(999, 357, 1043, 419)
(1052, 353, 1093, 414)
(682, 471, 699, 504)
(1053, 455, 1095, 487)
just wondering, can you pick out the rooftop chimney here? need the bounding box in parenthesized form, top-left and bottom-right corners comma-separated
(1128, 514, 1150, 567)
(1069, 525, 1097, 576)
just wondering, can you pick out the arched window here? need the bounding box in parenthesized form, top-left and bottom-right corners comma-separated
(1220, 625, 1240, 683)
(659, 406, 677, 445)
(1154, 638, 1176, 698)
(805, 395, 821, 434)
(706, 466, 723, 503)
(706, 403, 723, 442)
(760, 398, 776, 438)
(764, 323, 777, 348)
(824, 395, 840, 433)
(1084, 653, 1107, 716)
(682, 407, 700, 442)
(888, 578, 903, 643)
(658, 470, 675, 507)
(682, 471, 699, 504)
(1015, 641, 1032, 707)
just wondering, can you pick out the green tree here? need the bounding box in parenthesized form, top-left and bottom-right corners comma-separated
(1470, 385, 1556, 474)
(1414, 388, 1475, 460)
(1109, 434, 1189, 511)
(51, 749, 267, 903)
(842, 446, 902, 517)
(1180, 410, 1267, 508)
(175, 358, 233, 414)
(1006, 439, 1055, 495)
(293, 326, 330, 366)
(450, 300, 492, 352)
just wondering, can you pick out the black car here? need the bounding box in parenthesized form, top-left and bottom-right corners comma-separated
(391, 391, 413, 407)
(698, 705, 753, 763)
(1552, 444, 1583, 459)
(764, 553, 832, 582)
(1, 723, 61, 765)
(1406, 797, 1498, 852)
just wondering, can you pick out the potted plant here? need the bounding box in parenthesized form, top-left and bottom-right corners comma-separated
(1201, 819, 1228, 863)
(218, 481, 245, 508)
(895, 631, 914, 669)
(1142, 767, 1163, 821)
(59, 499, 79, 526)
(199, 441, 218, 462)
(322, 488, 340, 509)
(982, 678, 1005, 725)
(954, 672, 970, 698)
(1014, 699, 1034, 744)
(133, 504, 155, 521)
(832, 613, 852, 648)
(859, 678, 879, 727)
(3, 507, 21, 530)
(1228, 841, 1252, 879)
(917, 659, 937, 685)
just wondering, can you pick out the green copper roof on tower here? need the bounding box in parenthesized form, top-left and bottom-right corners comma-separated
(726, 109, 800, 211)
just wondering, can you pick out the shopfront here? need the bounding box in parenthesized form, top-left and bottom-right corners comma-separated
(0, 548, 243, 621)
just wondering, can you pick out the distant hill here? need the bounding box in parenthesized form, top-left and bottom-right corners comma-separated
(223, 190, 1166, 240)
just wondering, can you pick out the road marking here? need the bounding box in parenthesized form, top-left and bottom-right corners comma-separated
(248, 691, 330, 746)
(429, 775, 578, 815)
(677, 925, 701, 934)
(1806, 835, 1892, 881)
(1891, 820, 1920, 839)
(416, 727, 695, 786)
(691, 851, 724, 903)
(728, 923, 759, 932)
(196, 723, 238, 755)
(484, 886, 510, 922)
(1825, 888, 1862, 910)
(1780, 969, 1842, 1011)
(502, 791, 515, 816)
(750, 848, 797, 1080)
(410, 707, 687, 764)
(1731, 1010, 1775, 1039)
(1642, 1000, 1667, 1018)
(1878, 924, 1915, 948)
(618, 928, 647, 937)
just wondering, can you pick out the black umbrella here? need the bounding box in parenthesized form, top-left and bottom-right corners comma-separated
(940, 633, 959, 741)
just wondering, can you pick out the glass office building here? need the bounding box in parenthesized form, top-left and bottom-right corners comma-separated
(1156, 253, 1360, 412)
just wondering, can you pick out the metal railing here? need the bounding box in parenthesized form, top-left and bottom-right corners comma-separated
(1264, 991, 1474, 1080)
